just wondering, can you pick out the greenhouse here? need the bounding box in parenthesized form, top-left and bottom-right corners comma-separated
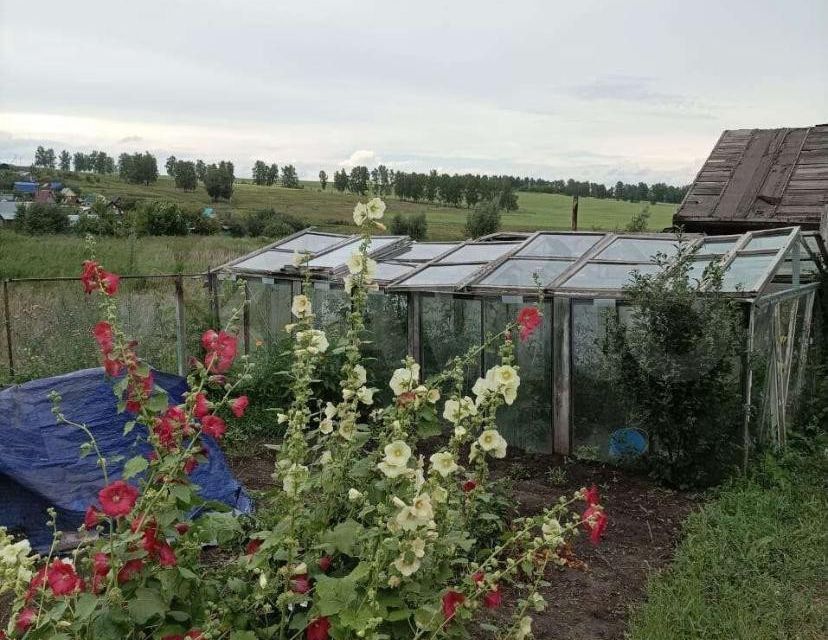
(219, 226, 826, 459)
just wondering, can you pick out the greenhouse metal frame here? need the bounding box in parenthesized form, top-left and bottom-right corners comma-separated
(220, 226, 826, 459)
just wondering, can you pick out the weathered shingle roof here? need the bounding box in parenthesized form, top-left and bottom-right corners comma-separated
(675, 125, 828, 232)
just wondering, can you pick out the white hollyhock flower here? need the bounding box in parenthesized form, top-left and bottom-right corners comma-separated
(384, 440, 412, 466)
(346, 251, 365, 274)
(356, 387, 375, 405)
(296, 329, 329, 354)
(432, 485, 448, 503)
(324, 402, 338, 419)
(348, 488, 363, 501)
(353, 202, 369, 226)
(282, 463, 308, 494)
(427, 388, 441, 404)
(389, 364, 420, 396)
(478, 430, 508, 459)
(410, 493, 433, 521)
(366, 197, 386, 220)
(338, 420, 356, 441)
(454, 425, 467, 438)
(442, 397, 476, 423)
(353, 364, 367, 386)
(291, 294, 312, 319)
(319, 418, 334, 434)
(393, 553, 421, 577)
(387, 575, 401, 588)
(411, 537, 426, 558)
(429, 451, 459, 478)
(319, 451, 332, 465)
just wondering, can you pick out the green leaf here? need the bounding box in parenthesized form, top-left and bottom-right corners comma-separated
(78, 442, 94, 459)
(74, 592, 98, 620)
(122, 455, 148, 480)
(315, 576, 358, 616)
(127, 587, 166, 624)
(146, 390, 170, 412)
(123, 420, 137, 435)
(319, 519, 364, 556)
(229, 632, 257, 640)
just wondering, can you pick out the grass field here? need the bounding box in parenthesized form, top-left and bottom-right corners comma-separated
(64, 175, 676, 240)
(628, 444, 828, 640)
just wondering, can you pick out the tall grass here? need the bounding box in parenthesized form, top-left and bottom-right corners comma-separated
(628, 443, 828, 640)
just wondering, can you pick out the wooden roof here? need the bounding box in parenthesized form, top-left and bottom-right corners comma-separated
(675, 125, 828, 232)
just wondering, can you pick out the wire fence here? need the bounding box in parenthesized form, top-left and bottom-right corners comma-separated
(0, 273, 228, 386)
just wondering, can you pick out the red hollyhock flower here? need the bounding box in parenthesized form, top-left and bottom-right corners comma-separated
(125, 372, 154, 413)
(99, 270, 120, 296)
(117, 558, 144, 584)
(583, 505, 608, 545)
(442, 590, 465, 621)
(175, 522, 190, 535)
(92, 552, 110, 576)
(318, 555, 332, 572)
(462, 480, 477, 492)
(25, 567, 47, 602)
(201, 414, 226, 439)
(202, 329, 237, 373)
(185, 631, 204, 640)
(84, 505, 101, 529)
(153, 416, 177, 450)
(142, 522, 161, 554)
(471, 570, 485, 584)
(306, 617, 331, 640)
(157, 543, 177, 567)
(291, 573, 311, 594)
(483, 587, 503, 609)
(396, 390, 417, 407)
(245, 539, 262, 555)
(103, 355, 124, 376)
(81, 260, 100, 294)
(517, 307, 542, 342)
(93, 321, 115, 354)
(193, 392, 210, 419)
(183, 456, 198, 474)
(46, 559, 83, 596)
(231, 395, 249, 418)
(98, 480, 139, 517)
(15, 608, 36, 633)
(583, 485, 600, 507)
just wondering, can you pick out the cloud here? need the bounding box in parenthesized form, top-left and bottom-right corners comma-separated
(339, 150, 378, 168)
(117, 135, 143, 143)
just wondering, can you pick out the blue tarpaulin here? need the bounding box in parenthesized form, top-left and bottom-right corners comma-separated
(13, 181, 37, 194)
(0, 368, 252, 551)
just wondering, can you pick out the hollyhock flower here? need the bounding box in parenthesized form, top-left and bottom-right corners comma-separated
(185, 631, 204, 640)
(99, 270, 120, 296)
(93, 321, 115, 354)
(175, 522, 190, 535)
(318, 555, 332, 572)
(245, 539, 262, 555)
(117, 559, 144, 584)
(98, 480, 139, 517)
(307, 616, 331, 640)
(157, 543, 177, 567)
(80, 260, 100, 294)
(46, 559, 83, 596)
(103, 355, 124, 376)
(517, 307, 542, 342)
(442, 590, 465, 621)
(125, 372, 154, 413)
(583, 485, 600, 507)
(15, 608, 36, 633)
(92, 552, 110, 576)
(84, 505, 101, 529)
(483, 587, 503, 609)
(183, 456, 198, 474)
(471, 570, 485, 584)
(291, 573, 311, 594)
(153, 416, 177, 450)
(25, 567, 47, 602)
(202, 329, 237, 373)
(583, 505, 608, 545)
(193, 392, 210, 419)
(462, 479, 477, 492)
(201, 414, 226, 439)
(231, 395, 249, 418)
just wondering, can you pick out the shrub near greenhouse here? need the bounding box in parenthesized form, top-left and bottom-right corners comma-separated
(1, 200, 607, 640)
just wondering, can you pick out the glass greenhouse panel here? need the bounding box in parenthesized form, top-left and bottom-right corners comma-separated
(561, 263, 660, 290)
(744, 234, 791, 252)
(483, 299, 552, 452)
(234, 250, 294, 273)
(722, 255, 774, 291)
(311, 286, 348, 335)
(397, 264, 482, 287)
(686, 258, 717, 283)
(364, 293, 409, 403)
(697, 238, 739, 256)
(247, 279, 293, 345)
(392, 243, 458, 261)
(278, 233, 346, 253)
(479, 259, 572, 288)
(571, 299, 627, 459)
(517, 234, 600, 258)
(598, 238, 681, 261)
(374, 262, 417, 282)
(421, 296, 482, 389)
(308, 237, 400, 269)
(438, 243, 520, 264)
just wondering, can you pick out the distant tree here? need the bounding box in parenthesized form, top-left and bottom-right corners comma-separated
(614, 181, 624, 200)
(333, 169, 348, 192)
(73, 152, 87, 172)
(119, 152, 159, 185)
(174, 160, 198, 191)
(165, 156, 177, 177)
(425, 170, 439, 203)
(318, 170, 328, 190)
(59, 150, 71, 171)
(14, 202, 69, 234)
(252, 160, 269, 185)
(34, 146, 56, 169)
(203, 161, 235, 201)
(389, 212, 428, 240)
(281, 164, 300, 189)
(195, 159, 207, 182)
(91, 151, 115, 174)
(267, 164, 278, 186)
(377, 165, 390, 195)
(348, 166, 370, 195)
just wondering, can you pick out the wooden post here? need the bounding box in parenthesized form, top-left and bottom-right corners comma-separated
(741, 305, 756, 469)
(407, 293, 421, 363)
(3, 280, 14, 379)
(207, 268, 220, 328)
(552, 296, 572, 455)
(242, 279, 251, 355)
(570, 195, 579, 231)
(174, 275, 187, 377)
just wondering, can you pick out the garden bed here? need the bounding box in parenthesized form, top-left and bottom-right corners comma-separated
(227, 445, 698, 640)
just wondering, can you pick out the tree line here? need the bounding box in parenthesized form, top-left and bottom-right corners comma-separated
(518, 176, 688, 204)
(251, 161, 301, 189)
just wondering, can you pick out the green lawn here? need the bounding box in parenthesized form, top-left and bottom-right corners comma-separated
(628, 445, 828, 640)
(64, 175, 676, 240)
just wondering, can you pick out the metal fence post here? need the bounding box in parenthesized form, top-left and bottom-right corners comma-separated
(207, 268, 220, 329)
(242, 279, 250, 355)
(174, 275, 187, 377)
(3, 280, 14, 379)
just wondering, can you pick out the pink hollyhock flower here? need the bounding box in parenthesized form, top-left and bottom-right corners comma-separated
(84, 505, 100, 529)
(99, 270, 120, 296)
(245, 539, 262, 555)
(517, 307, 542, 342)
(231, 395, 249, 418)
(117, 558, 144, 584)
(583, 485, 600, 507)
(46, 558, 83, 596)
(306, 617, 331, 640)
(193, 392, 210, 419)
(15, 608, 36, 633)
(462, 480, 477, 492)
(92, 552, 110, 576)
(442, 590, 465, 621)
(103, 355, 124, 376)
(483, 587, 503, 609)
(471, 570, 485, 584)
(80, 260, 100, 294)
(125, 372, 154, 413)
(93, 321, 115, 354)
(157, 543, 177, 567)
(291, 574, 311, 594)
(583, 505, 608, 545)
(201, 414, 226, 439)
(98, 480, 139, 517)
(318, 555, 332, 572)
(202, 329, 237, 373)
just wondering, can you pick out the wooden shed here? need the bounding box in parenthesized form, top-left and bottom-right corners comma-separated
(675, 124, 828, 234)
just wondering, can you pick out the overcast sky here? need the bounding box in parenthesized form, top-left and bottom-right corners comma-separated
(1, 0, 826, 184)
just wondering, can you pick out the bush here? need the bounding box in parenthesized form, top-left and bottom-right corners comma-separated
(246, 208, 307, 238)
(600, 242, 745, 487)
(139, 201, 190, 236)
(625, 205, 651, 232)
(464, 199, 502, 238)
(389, 212, 428, 240)
(13, 203, 70, 234)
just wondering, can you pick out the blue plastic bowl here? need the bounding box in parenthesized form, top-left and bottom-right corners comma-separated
(608, 427, 648, 459)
